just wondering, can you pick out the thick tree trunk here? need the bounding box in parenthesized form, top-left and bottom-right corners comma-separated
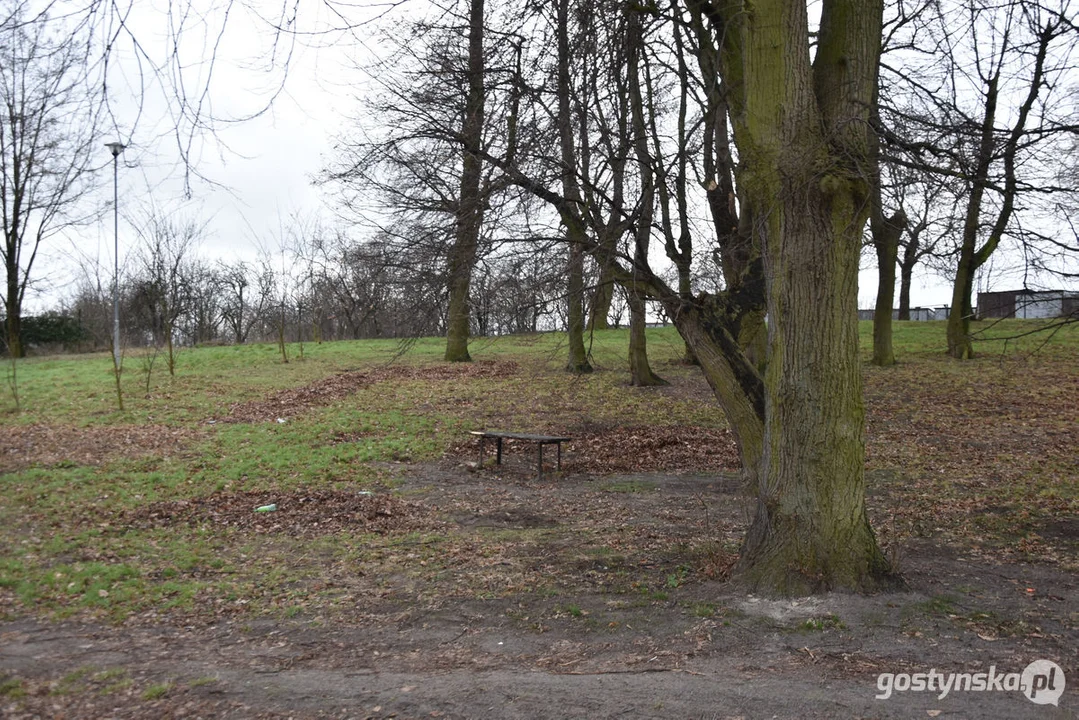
(871, 210, 904, 366)
(444, 0, 486, 363)
(947, 254, 976, 359)
(589, 266, 614, 331)
(628, 290, 665, 385)
(737, 173, 890, 593)
(722, 0, 891, 593)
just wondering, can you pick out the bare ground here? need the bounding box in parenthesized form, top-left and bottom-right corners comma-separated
(2, 464, 1076, 719)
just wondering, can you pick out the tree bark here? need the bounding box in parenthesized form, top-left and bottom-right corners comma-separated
(717, 0, 892, 593)
(557, 0, 591, 374)
(897, 235, 918, 321)
(589, 266, 614, 331)
(625, 7, 664, 386)
(4, 304, 23, 359)
(444, 0, 486, 363)
(871, 210, 905, 366)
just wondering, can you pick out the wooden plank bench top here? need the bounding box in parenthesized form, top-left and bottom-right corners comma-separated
(469, 431, 572, 442)
(469, 431, 571, 479)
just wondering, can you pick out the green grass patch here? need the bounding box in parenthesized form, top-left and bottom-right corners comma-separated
(0, 676, 26, 698)
(141, 682, 171, 700)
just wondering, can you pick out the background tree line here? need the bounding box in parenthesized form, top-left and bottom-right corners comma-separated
(1, 215, 596, 356)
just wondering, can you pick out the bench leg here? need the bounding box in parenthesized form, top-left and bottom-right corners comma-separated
(537, 443, 543, 481)
(556, 442, 562, 472)
(496, 437, 503, 465)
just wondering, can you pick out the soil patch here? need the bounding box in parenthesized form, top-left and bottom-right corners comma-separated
(123, 490, 440, 538)
(454, 507, 560, 529)
(0, 424, 202, 474)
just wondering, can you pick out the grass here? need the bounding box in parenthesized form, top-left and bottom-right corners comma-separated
(0, 320, 1075, 624)
(141, 682, 171, 700)
(0, 676, 26, 698)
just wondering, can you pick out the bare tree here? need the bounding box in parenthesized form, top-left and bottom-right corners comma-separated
(877, 0, 1078, 357)
(1, 6, 103, 357)
(132, 211, 203, 375)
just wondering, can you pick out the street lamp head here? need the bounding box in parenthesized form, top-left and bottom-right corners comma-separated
(105, 142, 126, 158)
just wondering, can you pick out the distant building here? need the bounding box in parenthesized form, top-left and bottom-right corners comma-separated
(857, 307, 949, 322)
(977, 290, 1079, 319)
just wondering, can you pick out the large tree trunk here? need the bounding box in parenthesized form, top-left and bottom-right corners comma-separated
(589, 265, 614, 331)
(444, 0, 486, 363)
(719, 0, 891, 593)
(738, 172, 889, 593)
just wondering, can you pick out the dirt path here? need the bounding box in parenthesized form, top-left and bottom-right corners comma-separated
(2, 468, 1076, 718)
(1, 597, 1072, 720)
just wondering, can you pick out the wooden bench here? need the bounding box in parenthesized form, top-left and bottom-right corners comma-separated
(469, 431, 571, 480)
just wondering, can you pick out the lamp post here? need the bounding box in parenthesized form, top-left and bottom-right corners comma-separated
(105, 142, 125, 372)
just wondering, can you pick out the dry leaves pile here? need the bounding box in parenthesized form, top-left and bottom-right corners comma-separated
(124, 490, 439, 537)
(219, 360, 517, 423)
(569, 425, 739, 473)
(219, 372, 373, 423)
(0, 424, 200, 474)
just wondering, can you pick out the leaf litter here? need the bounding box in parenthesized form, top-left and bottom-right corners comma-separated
(123, 490, 440, 538)
(217, 360, 517, 423)
(0, 424, 204, 474)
